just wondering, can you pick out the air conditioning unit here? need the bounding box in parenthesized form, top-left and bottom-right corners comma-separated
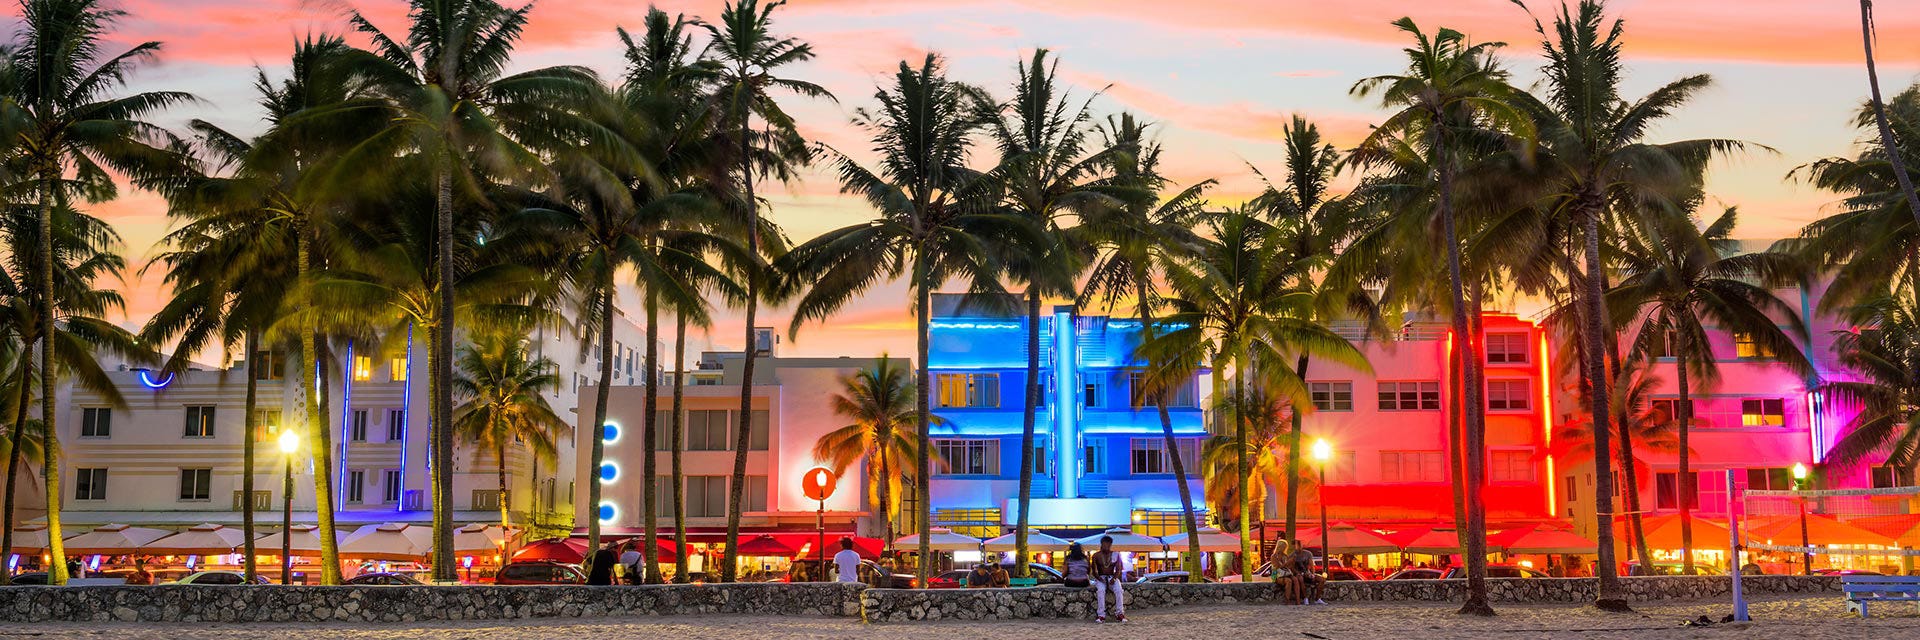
(402, 490, 425, 511)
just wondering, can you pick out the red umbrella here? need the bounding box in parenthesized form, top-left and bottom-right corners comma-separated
(735, 534, 796, 557)
(511, 538, 588, 564)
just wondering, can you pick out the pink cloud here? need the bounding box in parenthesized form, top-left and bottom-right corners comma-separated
(1060, 68, 1378, 148)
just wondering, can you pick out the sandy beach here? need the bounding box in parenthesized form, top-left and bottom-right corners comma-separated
(11, 593, 1917, 640)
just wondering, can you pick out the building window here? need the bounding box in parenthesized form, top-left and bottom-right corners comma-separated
(688, 410, 731, 451)
(352, 355, 373, 381)
(1490, 450, 1533, 483)
(382, 469, 402, 503)
(184, 406, 217, 438)
(1656, 471, 1699, 509)
(1747, 467, 1794, 491)
(252, 350, 282, 381)
(687, 476, 727, 517)
(1649, 329, 1678, 358)
(390, 357, 408, 382)
(1323, 450, 1358, 484)
(1486, 380, 1530, 411)
(749, 410, 770, 451)
(1378, 381, 1441, 411)
(1565, 476, 1578, 503)
(1733, 332, 1776, 359)
(747, 475, 768, 512)
(1128, 438, 1200, 476)
(1083, 438, 1107, 475)
(936, 373, 1000, 408)
(1486, 332, 1529, 364)
(252, 409, 282, 442)
(933, 439, 1001, 475)
(1128, 371, 1197, 408)
(1380, 451, 1446, 483)
(80, 408, 111, 438)
(1873, 466, 1912, 488)
(179, 468, 213, 501)
(1650, 398, 1692, 421)
(75, 468, 107, 501)
(1741, 398, 1785, 426)
(387, 409, 406, 442)
(1309, 381, 1353, 412)
(350, 409, 369, 442)
(346, 470, 366, 503)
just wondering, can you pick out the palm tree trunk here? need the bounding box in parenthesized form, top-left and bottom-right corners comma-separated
(1433, 128, 1493, 615)
(914, 258, 933, 584)
(298, 219, 342, 585)
(585, 273, 615, 556)
(724, 120, 762, 584)
(642, 281, 662, 584)
(37, 169, 68, 585)
(875, 447, 893, 549)
(1234, 358, 1253, 579)
(1577, 186, 1628, 610)
(1448, 334, 1468, 533)
(1014, 289, 1041, 578)
(0, 356, 32, 585)
(1674, 320, 1697, 574)
(671, 311, 689, 582)
(431, 166, 455, 583)
(1284, 355, 1307, 546)
(242, 332, 260, 582)
(497, 443, 509, 530)
(1138, 282, 1203, 573)
(1603, 334, 1654, 571)
(1862, 1, 1920, 230)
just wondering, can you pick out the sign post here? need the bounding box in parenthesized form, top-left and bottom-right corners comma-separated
(803, 467, 838, 580)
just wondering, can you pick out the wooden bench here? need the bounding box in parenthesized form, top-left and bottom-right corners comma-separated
(1843, 575, 1920, 617)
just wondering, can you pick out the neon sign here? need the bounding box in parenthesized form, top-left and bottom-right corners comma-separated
(137, 370, 175, 389)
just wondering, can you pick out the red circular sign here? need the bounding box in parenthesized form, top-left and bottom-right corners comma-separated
(802, 467, 837, 501)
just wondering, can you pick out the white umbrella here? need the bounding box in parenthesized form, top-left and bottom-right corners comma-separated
(1161, 527, 1242, 553)
(254, 525, 338, 558)
(452, 523, 504, 554)
(6, 525, 52, 553)
(981, 531, 1071, 553)
(340, 522, 433, 561)
(1074, 528, 1165, 553)
(893, 527, 981, 552)
(140, 523, 250, 555)
(63, 524, 173, 555)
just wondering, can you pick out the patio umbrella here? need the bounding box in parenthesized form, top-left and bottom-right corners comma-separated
(1624, 514, 1730, 550)
(511, 538, 587, 564)
(1488, 525, 1597, 555)
(140, 523, 250, 555)
(893, 528, 982, 552)
(1294, 523, 1400, 555)
(254, 525, 337, 558)
(1390, 528, 1462, 555)
(1750, 513, 1898, 547)
(982, 531, 1072, 553)
(1160, 527, 1243, 553)
(1073, 528, 1164, 553)
(452, 523, 504, 555)
(63, 524, 173, 555)
(5, 525, 52, 554)
(735, 534, 798, 557)
(340, 523, 433, 562)
(1850, 514, 1920, 546)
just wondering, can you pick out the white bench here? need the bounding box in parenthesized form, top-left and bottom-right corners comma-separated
(1843, 575, 1920, 617)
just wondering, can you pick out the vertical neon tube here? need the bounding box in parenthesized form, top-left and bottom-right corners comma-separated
(1806, 390, 1823, 464)
(1537, 331, 1556, 517)
(1053, 309, 1077, 499)
(339, 341, 354, 505)
(397, 325, 413, 512)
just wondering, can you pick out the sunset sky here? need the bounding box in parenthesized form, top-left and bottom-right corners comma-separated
(37, 0, 1920, 363)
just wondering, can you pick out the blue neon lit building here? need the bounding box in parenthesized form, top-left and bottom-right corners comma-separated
(924, 294, 1207, 537)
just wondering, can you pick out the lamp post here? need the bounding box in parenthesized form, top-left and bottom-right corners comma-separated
(1792, 462, 1810, 575)
(279, 429, 300, 585)
(1310, 438, 1333, 574)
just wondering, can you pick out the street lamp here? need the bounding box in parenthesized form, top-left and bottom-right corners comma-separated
(279, 429, 300, 585)
(1792, 462, 1810, 575)
(1310, 438, 1333, 575)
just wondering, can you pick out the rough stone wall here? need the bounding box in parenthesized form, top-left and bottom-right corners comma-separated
(0, 576, 1838, 624)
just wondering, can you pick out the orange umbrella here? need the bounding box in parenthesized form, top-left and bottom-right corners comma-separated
(1489, 525, 1597, 555)
(1848, 514, 1920, 546)
(1295, 523, 1400, 554)
(1750, 514, 1898, 547)
(1617, 514, 1730, 549)
(1389, 528, 1461, 555)
(735, 534, 797, 557)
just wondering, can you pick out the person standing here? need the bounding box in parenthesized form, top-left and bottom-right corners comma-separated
(834, 538, 862, 583)
(1091, 535, 1127, 623)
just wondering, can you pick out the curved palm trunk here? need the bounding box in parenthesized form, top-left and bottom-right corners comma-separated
(671, 311, 689, 582)
(301, 221, 342, 585)
(1433, 131, 1492, 616)
(1674, 319, 1697, 574)
(585, 277, 616, 556)
(1577, 187, 1628, 610)
(1014, 289, 1041, 578)
(431, 169, 456, 583)
(242, 332, 260, 582)
(0, 358, 32, 585)
(1603, 337, 1653, 570)
(1284, 356, 1307, 546)
(1234, 359, 1253, 579)
(1135, 284, 1203, 573)
(914, 259, 933, 584)
(642, 283, 662, 583)
(724, 120, 761, 584)
(36, 172, 68, 585)
(1862, 1, 1920, 230)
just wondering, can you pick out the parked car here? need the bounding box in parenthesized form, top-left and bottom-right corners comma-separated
(3, 572, 47, 585)
(1382, 568, 1444, 581)
(168, 571, 271, 585)
(1442, 564, 1548, 579)
(493, 561, 585, 585)
(1013, 562, 1065, 586)
(1325, 568, 1371, 581)
(1624, 561, 1717, 576)
(785, 558, 917, 588)
(344, 572, 424, 586)
(1814, 569, 1884, 576)
(1136, 570, 1212, 584)
(1220, 558, 1349, 583)
(3, 572, 140, 586)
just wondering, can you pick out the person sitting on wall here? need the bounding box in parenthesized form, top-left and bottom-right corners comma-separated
(969, 561, 994, 588)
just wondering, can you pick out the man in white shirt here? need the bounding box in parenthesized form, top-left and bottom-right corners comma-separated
(617, 541, 643, 584)
(833, 537, 862, 583)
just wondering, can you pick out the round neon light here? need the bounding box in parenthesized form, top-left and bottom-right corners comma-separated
(601, 422, 620, 443)
(137, 370, 175, 389)
(599, 462, 619, 483)
(597, 501, 618, 523)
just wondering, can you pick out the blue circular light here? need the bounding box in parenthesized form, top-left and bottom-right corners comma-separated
(137, 370, 175, 389)
(599, 462, 618, 483)
(598, 501, 617, 523)
(601, 422, 620, 443)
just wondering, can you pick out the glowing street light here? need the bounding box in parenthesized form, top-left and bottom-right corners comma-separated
(1311, 438, 1333, 578)
(1791, 462, 1811, 575)
(278, 429, 299, 584)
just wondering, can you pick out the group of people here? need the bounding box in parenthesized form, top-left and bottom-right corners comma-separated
(1271, 539, 1328, 605)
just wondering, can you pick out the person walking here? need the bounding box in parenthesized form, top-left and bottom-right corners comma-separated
(834, 537, 862, 583)
(1091, 535, 1126, 623)
(1063, 543, 1092, 588)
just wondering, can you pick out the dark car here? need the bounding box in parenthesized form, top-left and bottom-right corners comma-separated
(1815, 569, 1884, 576)
(345, 572, 424, 586)
(931, 569, 971, 588)
(493, 561, 586, 585)
(1383, 568, 1443, 580)
(1136, 571, 1212, 584)
(3, 572, 47, 585)
(1008, 562, 1064, 586)
(1326, 568, 1371, 581)
(1441, 565, 1548, 579)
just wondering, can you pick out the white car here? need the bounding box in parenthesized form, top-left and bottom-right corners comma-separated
(167, 571, 271, 585)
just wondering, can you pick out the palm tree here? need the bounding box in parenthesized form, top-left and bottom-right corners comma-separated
(1137, 207, 1368, 580)
(1197, 385, 1306, 540)
(6, 0, 193, 585)
(1821, 292, 1920, 471)
(782, 54, 1020, 583)
(980, 50, 1119, 576)
(1350, 16, 1527, 614)
(331, 0, 609, 579)
(1858, 1, 1920, 232)
(1610, 203, 1813, 573)
(811, 356, 933, 546)
(1551, 357, 1692, 563)
(1785, 83, 1920, 310)
(697, 0, 830, 581)
(1078, 112, 1210, 573)
(452, 333, 568, 529)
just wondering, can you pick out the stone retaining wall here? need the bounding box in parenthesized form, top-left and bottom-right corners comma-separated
(0, 576, 1839, 624)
